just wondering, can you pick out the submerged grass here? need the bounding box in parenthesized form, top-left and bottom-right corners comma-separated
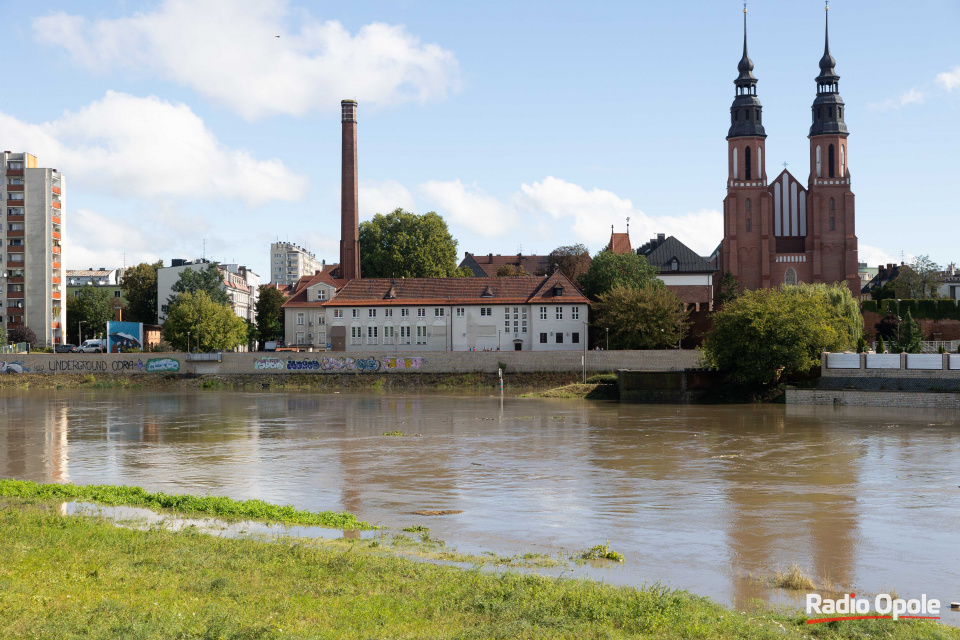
(580, 541, 625, 563)
(0, 506, 955, 640)
(0, 479, 373, 530)
(772, 564, 818, 591)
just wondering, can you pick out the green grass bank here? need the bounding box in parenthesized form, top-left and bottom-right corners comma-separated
(1, 505, 956, 639)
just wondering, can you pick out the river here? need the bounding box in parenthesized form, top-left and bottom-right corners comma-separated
(1, 389, 958, 620)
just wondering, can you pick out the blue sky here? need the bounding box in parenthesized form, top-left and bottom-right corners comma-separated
(2, 0, 958, 278)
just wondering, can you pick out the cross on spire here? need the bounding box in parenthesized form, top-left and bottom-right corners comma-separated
(782, 161, 789, 170)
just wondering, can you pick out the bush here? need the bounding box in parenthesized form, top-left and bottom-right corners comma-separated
(856, 337, 866, 353)
(898, 299, 918, 318)
(938, 299, 960, 321)
(31, 347, 54, 353)
(585, 373, 618, 384)
(881, 299, 898, 316)
(917, 299, 939, 320)
(876, 335, 885, 354)
(860, 300, 879, 314)
(150, 341, 174, 352)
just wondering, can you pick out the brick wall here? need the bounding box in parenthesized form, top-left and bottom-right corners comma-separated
(1, 350, 703, 376)
(862, 310, 960, 341)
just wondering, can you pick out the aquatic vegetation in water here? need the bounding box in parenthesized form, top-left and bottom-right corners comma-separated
(0, 479, 373, 530)
(580, 541, 625, 563)
(402, 525, 430, 532)
(772, 564, 816, 591)
(382, 430, 404, 436)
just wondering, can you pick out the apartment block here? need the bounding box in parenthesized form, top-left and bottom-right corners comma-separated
(1, 152, 65, 345)
(66, 268, 126, 304)
(157, 259, 259, 323)
(270, 242, 325, 286)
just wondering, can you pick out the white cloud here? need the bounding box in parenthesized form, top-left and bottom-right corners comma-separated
(359, 180, 417, 219)
(868, 88, 925, 111)
(0, 91, 306, 205)
(63, 208, 161, 270)
(419, 179, 518, 238)
(418, 175, 722, 255)
(899, 88, 925, 105)
(859, 244, 904, 268)
(936, 66, 960, 91)
(34, 0, 460, 120)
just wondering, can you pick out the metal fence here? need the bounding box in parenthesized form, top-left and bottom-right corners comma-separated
(0, 342, 28, 355)
(185, 352, 223, 363)
(870, 340, 960, 354)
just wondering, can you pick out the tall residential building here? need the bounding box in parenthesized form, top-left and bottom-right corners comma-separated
(2, 152, 65, 345)
(269, 242, 324, 286)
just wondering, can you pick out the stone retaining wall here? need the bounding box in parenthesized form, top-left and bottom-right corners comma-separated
(0, 350, 702, 376)
(787, 388, 960, 409)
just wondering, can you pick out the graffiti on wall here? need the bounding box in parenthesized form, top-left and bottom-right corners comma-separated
(252, 356, 427, 373)
(0, 361, 28, 374)
(146, 358, 181, 373)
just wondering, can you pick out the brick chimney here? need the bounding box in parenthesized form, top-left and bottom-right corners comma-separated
(340, 100, 360, 281)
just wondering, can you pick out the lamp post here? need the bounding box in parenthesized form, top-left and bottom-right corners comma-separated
(605, 326, 609, 351)
(187, 331, 191, 354)
(78, 320, 85, 345)
(497, 329, 501, 351)
(582, 321, 589, 383)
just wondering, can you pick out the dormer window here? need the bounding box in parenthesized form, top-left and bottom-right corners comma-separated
(552, 284, 564, 297)
(670, 259, 679, 272)
(481, 285, 495, 298)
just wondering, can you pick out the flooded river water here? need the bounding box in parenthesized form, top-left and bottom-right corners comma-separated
(1, 389, 958, 618)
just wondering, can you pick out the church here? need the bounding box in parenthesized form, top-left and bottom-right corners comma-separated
(718, 5, 859, 297)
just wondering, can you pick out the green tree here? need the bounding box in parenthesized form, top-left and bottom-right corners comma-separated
(0, 325, 6, 345)
(66, 285, 114, 344)
(579, 250, 661, 300)
(894, 256, 944, 299)
(547, 244, 592, 283)
(255, 285, 287, 344)
(162, 291, 247, 353)
(359, 208, 464, 278)
(121, 261, 163, 324)
(592, 284, 689, 350)
(8, 326, 38, 347)
(876, 335, 885, 353)
(714, 271, 740, 308)
(163, 264, 230, 316)
(870, 281, 897, 302)
(898, 309, 923, 354)
(495, 264, 529, 277)
(702, 283, 862, 386)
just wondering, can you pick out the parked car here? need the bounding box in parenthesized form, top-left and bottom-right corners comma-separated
(77, 339, 106, 353)
(55, 344, 77, 353)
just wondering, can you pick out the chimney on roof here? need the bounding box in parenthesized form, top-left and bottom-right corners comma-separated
(488, 253, 493, 263)
(657, 233, 665, 242)
(340, 99, 360, 281)
(878, 265, 885, 279)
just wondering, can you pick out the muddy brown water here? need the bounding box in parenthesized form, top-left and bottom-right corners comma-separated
(1, 389, 958, 621)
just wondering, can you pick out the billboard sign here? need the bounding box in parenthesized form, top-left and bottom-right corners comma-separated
(106, 321, 144, 353)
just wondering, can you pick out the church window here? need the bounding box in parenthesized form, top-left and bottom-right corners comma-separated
(817, 108, 821, 120)
(746, 218, 752, 232)
(828, 107, 834, 118)
(828, 144, 836, 178)
(785, 268, 797, 286)
(816, 146, 822, 178)
(839, 107, 843, 118)
(840, 146, 845, 177)
(734, 110, 738, 122)
(830, 198, 835, 211)
(733, 148, 738, 180)
(758, 147, 762, 178)
(745, 147, 752, 180)
(746, 198, 751, 213)
(830, 217, 835, 231)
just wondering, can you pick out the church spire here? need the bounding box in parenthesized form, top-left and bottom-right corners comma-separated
(810, 1, 848, 137)
(728, 4, 765, 139)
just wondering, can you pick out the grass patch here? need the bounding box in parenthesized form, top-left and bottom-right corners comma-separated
(772, 564, 817, 591)
(1, 506, 954, 639)
(580, 541, 625, 563)
(0, 479, 372, 530)
(382, 430, 404, 436)
(585, 373, 618, 384)
(402, 525, 430, 532)
(527, 383, 619, 400)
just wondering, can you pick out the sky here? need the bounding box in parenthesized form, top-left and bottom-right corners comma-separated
(1, 0, 958, 279)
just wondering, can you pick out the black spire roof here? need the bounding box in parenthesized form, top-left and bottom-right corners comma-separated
(810, 3, 848, 137)
(728, 6, 766, 139)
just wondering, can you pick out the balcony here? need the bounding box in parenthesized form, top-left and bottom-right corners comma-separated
(8, 291, 24, 299)
(52, 322, 61, 329)
(52, 231, 60, 240)
(8, 276, 24, 284)
(52, 215, 61, 224)
(7, 214, 24, 222)
(52, 246, 61, 254)
(7, 198, 23, 206)
(52, 202, 61, 210)
(52, 292, 61, 300)
(7, 185, 23, 193)
(7, 230, 23, 238)
(8, 261, 24, 268)
(6, 169, 23, 177)
(52, 276, 60, 284)
(53, 262, 61, 269)
(52, 186, 61, 195)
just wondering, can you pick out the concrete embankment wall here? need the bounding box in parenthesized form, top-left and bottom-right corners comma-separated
(787, 388, 960, 409)
(0, 350, 702, 376)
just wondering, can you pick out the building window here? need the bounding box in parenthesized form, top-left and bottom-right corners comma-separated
(296, 333, 304, 345)
(540, 332, 547, 344)
(399, 325, 411, 344)
(521, 320, 527, 333)
(829, 197, 835, 211)
(784, 267, 798, 286)
(367, 326, 378, 344)
(317, 290, 326, 301)
(828, 144, 836, 178)
(351, 326, 362, 345)
(297, 313, 305, 325)
(555, 307, 563, 320)
(384, 309, 393, 318)
(746, 198, 751, 213)
(456, 307, 464, 317)
(829, 217, 835, 231)
(334, 309, 343, 318)
(434, 308, 445, 317)
(383, 325, 395, 344)
(746, 218, 752, 232)
(572, 333, 580, 344)
(417, 308, 426, 318)
(401, 308, 410, 317)
(556, 333, 564, 344)
(504, 318, 511, 332)
(572, 307, 579, 320)
(745, 146, 752, 181)
(352, 309, 359, 318)
(416, 325, 428, 344)
(369, 309, 376, 318)
(480, 307, 492, 317)
(114, 291, 121, 298)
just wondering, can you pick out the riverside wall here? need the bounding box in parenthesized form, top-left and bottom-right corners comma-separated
(0, 350, 703, 377)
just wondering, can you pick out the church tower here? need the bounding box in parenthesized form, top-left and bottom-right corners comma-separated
(807, 3, 858, 296)
(721, 5, 772, 291)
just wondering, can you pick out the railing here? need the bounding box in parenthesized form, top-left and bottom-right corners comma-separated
(825, 352, 960, 372)
(0, 342, 28, 355)
(185, 352, 222, 362)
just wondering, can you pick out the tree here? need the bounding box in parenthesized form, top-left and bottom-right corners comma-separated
(163, 264, 230, 316)
(122, 261, 163, 324)
(894, 256, 943, 299)
(579, 250, 661, 300)
(876, 335, 885, 353)
(8, 325, 38, 347)
(547, 244, 592, 283)
(899, 309, 923, 354)
(66, 285, 115, 344)
(714, 271, 740, 308)
(162, 291, 247, 353)
(495, 264, 529, 277)
(592, 284, 690, 350)
(870, 281, 897, 302)
(0, 325, 6, 345)
(255, 285, 287, 344)
(359, 208, 464, 278)
(702, 283, 862, 386)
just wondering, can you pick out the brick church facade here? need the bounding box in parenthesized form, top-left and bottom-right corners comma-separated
(719, 5, 859, 297)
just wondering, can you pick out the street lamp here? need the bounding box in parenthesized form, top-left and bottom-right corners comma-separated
(605, 326, 609, 351)
(78, 320, 85, 345)
(187, 331, 191, 354)
(497, 329, 501, 351)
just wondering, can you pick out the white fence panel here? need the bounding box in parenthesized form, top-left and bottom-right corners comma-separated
(950, 354, 960, 371)
(906, 354, 943, 370)
(826, 353, 860, 369)
(866, 354, 902, 369)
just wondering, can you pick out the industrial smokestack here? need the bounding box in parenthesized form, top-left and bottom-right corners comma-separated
(340, 100, 360, 280)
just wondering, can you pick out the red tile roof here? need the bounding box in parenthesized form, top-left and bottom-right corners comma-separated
(460, 252, 553, 277)
(608, 232, 632, 254)
(281, 270, 347, 308)
(321, 272, 587, 307)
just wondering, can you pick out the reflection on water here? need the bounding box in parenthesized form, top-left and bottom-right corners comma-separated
(1, 390, 959, 620)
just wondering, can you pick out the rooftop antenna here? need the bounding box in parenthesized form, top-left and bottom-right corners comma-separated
(203, 239, 206, 261)
(626, 216, 630, 232)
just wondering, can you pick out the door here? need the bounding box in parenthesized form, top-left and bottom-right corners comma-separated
(330, 326, 346, 352)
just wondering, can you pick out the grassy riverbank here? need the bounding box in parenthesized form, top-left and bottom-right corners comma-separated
(1, 506, 956, 639)
(0, 480, 372, 530)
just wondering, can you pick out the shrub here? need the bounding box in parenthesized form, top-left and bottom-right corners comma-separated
(898, 299, 918, 318)
(876, 335, 885, 354)
(917, 299, 939, 320)
(585, 373, 618, 385)
(881, 299, 898, 316)
(860, 300, 879, 314)
(938, 345, 946, 354)
(856, 337, 866, 353)
(150, 341, 174, 352)
(938, 299, 960, 321)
